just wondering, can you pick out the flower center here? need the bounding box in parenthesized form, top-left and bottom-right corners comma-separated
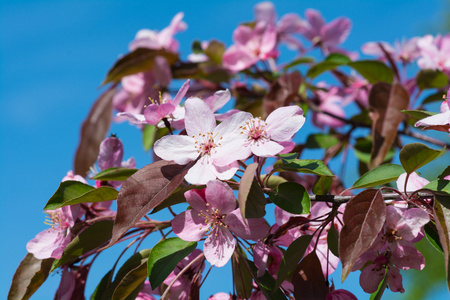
(198, 203, 227, 234)
(44, 211, 67, 230)
(240, 117, 269, 143)
(193, 132, 222, 156)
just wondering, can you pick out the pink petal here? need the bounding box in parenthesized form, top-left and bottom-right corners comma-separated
(224, 209, 269, 240)
(184, 97, 216, 136)
(233, 25, 254, 46)
(26, 229, 67, 259)
(172, 210, 208, 242)
(153, 135, 197, 164)
(184, 156, 219, 185)
(359, 263, 385, 293)
(212, 138, 251, 166)
(121, 73, 145, 94)
(223, 45, 258, 72)
(322, 17, 351, 46)
(260, 25, 277, 57)
(205, 180, 237, 215)
(254, 1, 276, 24)
(144, 102, 175, 125)
(250, 140, 284, 157)
(152, 56, 172, 86)
(400, 208, 430, 240)
(391, 244, 425, 270)
(386, 267, 405, 293)
(303, 9, 325, 40)
(212, 161, 239, 182)
(203, 227, 235, 267)
(116, 112, 147, 125)
(204, 89, 231, 112)
(265, 106, 305, 141)
(253, 241, 269, 277)
(277, 13, 305, 34)
(414, 110, 450, 129)
(214, 111, 252, 140)
(172, 79, 190, 106)
(396, 172, 429, 193)
(184, 189, 208, 213)
(97, 137, 124, 170)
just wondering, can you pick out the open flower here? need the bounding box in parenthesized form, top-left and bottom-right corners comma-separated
(154, 97, 251, 184)
(414, 89, 450, 135)
(172, 180, 269, 267)
(213, 105, 305, 166)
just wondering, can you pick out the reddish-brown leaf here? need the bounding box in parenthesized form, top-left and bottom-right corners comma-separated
(292, 251, 328, 300)
(8, 253, 54, 300)
(339, 189, 386, 281)
(433, 198, 450, 290)
(238, 163, 266, 222)
(368, 82, 409, 169)
(106, 160, 191, 247)
(74, 87, 116, 176)
(263, 71, 302, 117)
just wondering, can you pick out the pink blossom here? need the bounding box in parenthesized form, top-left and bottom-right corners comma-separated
(297, 9, 352, 54)
(136, 281, 157, 300)
(26, 204, 80, 259)
(414, 89, 450, 135)
(208, 292, 231, 300)
(213, 105, 305, 166)
(223, 22, 278, 72)
(55, 267, 76, 300)
(163, 249, 204, 300)
(253, 241, 283, 277)
(326, 283, 357, 300)
(154, 97, 251, 184)
(313, 85, 346, 129)
(343, 74, 371, 107)
(353, 250, 405, 293)
(417, 34, 450, 74)
(129, 12, 187, 52)
(172, 181, 269, 267)
(362, 38, 421, 64)
(117, 79, 190, 130)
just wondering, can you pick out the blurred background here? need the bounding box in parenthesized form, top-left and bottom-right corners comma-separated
(1, 0, 449, 298)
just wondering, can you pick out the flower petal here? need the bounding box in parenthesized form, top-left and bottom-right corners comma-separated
(250, 140, 284, 157)
(97, 137, 124, 170)
(265, 106, 305, 141)
(205, 89, 231, 112)
(184, 156, 219, 185)
(205, 180, 236, 215)
(116, 112, 147, 125)
(203, 227, 235, 267)
(184, 97, 216, 136)
(153, 135, 197, 164)
(224, 209, 269, 240)
(172, 79, 190, 106)
(172, 210, 208, 242)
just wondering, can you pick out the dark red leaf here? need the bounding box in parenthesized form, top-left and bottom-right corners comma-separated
(433, 199, 450, 290)
(8, 253, 54, 300)
(339, 189, 386, 281)
(106, 160, 191, 247)
(263, 71, 302, 117)
(368, 82, 409, 169)
(74, 87, 116, 176)
(292, 251, 327, 300)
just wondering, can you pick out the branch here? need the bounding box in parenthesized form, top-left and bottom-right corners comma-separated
(309, 192, 434, 204)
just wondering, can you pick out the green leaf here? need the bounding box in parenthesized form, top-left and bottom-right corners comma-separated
(348, 60, 394, 84)
(282, 56, 315, 71)
(112, 254, 149, 300)
(399, 143, 446, 174)
(91, 168, 138, 181)
(269, 182, 310, 214)
(44, 181, 118, 210)
(312, 176, 332, 195)
(432, 200, 450, 290)
(275, 235, 313, 289)
(306, 53, 351, 78)
(422, 91, 446, 105)
(192, 40, 203, 54)
(305, 134, 340, 149)
(91, 270, 113, 300)
(261, 174, 287, 189)
(245, 259, 288, 300)
(351, 163, 405, 189)
(327, 225, 340, 258)
(142, 125, 157, 151)
(103, 48, 178, 84)
(425, 221, 444, 253)
(278, 153, 298, 164)
(416, 69, 449, 90)
(203, 40, 225, 64)
(52, 220, 114, 271)
(423, 180, 450, 195)
(147, 237, 197, 289)
(402, 110, 437, 123)
(232, 246, 253, 299)
(8, 253, 54, 300)
(274, 159, 334, 177)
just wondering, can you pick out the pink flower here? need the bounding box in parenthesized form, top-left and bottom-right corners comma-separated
(172, 181, 269, 267)
(153, 97, 251, 184)
(26, 205, 80, 259)
(253, 241, 283, 277)
(136, 281, 157, 300)
(415, 89, 450, 135)
(129, 12, 187, 53)
(343, 74, 371, 107)
(417, 34, 450, 74)
(326, 283, 357, 300)
(362, 38, 421, 64)
(208, 292, 231, 300)
(213, 105, 305, 166)
(298, 9, 352, 54)
(163, 249, 204, 300)
(313, 85, 346, 129)
(223, 22, 278, 72)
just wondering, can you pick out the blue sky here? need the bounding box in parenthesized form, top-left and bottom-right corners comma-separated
(1, 0, 449, 299)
